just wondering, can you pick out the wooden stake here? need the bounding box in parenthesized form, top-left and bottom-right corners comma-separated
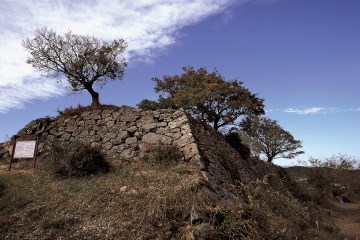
(33, 136, 39, 169)
(9, 135, 18, 171)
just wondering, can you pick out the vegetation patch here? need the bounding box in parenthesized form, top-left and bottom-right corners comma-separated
(48, 141, 110, 178)
(141, 142, 184, 166)
(55, 104, 123, 119)
(291, 154, 360, 200)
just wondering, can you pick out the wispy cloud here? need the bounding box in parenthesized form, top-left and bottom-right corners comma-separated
(0, 0, 239, 113)
(283, 107, 333, 115)
(0, 0, 285, 113)
(268, 107, 360, 115)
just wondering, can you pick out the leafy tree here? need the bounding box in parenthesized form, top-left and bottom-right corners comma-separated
(139, 67, 264, 130)
(23, 27, 127, 108)
(240, 116, 304, 163)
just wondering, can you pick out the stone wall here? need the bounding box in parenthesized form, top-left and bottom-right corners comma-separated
(1, 106, 262, 202)
(10, 107, 201, 163)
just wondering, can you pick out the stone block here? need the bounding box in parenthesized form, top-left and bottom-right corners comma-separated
(182, 143, 199, 160)
(106, 132, 117, 139)
(125, 137, 137, 144)
(156, 122, 167, 127)
(118, 131, 129, 139)
(142, 122, 157, 130)
(104, 142, 113, 150)
(106, 121, 115, 128)
(127, 126, 137, 133)
(112, 139, 123, 145)
(142, 133, 171, 144)
(90, 142, 100, 148)
(92, 135, 102, 142)
(175, 133, 194, 148)
(155, 127, 166, 135)
(121, 149, 134, 159)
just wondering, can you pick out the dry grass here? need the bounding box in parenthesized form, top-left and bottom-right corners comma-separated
(0, 154, 354, 239)
(55, 104, 125, 119)
(0, 158, 208, 239)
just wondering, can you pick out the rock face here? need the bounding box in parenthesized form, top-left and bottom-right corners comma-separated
(6, 107, 201, 164)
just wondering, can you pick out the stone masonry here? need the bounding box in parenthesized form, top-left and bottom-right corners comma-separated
(2, 106, 254, 202)
(9, 107, 201, 164)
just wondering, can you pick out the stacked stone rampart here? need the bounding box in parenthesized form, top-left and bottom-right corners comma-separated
(10, 107, 201, 163)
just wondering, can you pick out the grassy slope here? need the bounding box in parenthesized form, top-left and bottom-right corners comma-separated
(0, 160, 207, 239)
(1, 158, 352, 240)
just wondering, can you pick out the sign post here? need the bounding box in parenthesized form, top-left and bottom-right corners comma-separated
(9, 136, 39, 171)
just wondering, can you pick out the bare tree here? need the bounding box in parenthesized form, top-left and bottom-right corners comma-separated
(23, 27, 127, 108)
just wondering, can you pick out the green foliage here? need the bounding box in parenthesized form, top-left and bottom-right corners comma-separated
(240, 116, 304, 162)
(142, 142, 183, 166)
(140, 66, 264, 130)
(137, 97, 176, 111)
(48, 141, 110, 178)
(23, 27, 127, 107)
(225, 131, 251, 160)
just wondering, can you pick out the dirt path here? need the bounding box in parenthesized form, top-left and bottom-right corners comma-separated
(334, 201, 360, 239)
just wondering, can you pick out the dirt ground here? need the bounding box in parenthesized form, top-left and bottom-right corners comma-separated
(333, 199, 360, 239)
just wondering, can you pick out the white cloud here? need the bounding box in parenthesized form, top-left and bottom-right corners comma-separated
(283, 107, 328, 115)
(0, 0, 241, 113)
(0, 0, 281, 113)
(281, 107, 360, 115)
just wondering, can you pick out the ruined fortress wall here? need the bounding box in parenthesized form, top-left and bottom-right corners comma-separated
(1, 107, 250, 201)
(10, 107, 201, 164)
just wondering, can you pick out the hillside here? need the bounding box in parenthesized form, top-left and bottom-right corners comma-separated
(0, 106, 358, 239)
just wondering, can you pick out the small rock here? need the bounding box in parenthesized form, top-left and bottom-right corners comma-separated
(120, 186, 128, 192)
(191, 223, 216, 240)
(128, 189, 139, 195)
(190, 205, 207, 224)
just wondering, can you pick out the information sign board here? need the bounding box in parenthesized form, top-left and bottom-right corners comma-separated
(13, 141, 37, 158)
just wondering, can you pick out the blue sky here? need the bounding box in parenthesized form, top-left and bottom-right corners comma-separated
(0, 0, 359, 166)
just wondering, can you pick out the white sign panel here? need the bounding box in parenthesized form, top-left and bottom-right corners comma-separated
(13, 141, 37, 158)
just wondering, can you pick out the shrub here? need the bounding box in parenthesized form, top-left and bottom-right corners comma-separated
(303, 154, 360, 198)
(225, 131, 251, 160)
(48, 141, 110, 178)
(0, 180, 5, 196)
(142, 142, 183, 166)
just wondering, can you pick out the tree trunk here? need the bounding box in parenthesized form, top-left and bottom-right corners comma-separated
(267, 157, 273, 163)
(86, 86, 100, 108)
(213, 117, 220, 131)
